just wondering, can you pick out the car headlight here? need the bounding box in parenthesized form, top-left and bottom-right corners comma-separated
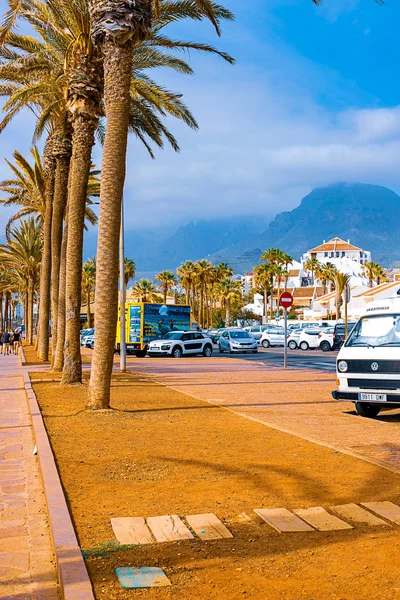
(338, 360, 348, 373)
(161, 344, 171, 350)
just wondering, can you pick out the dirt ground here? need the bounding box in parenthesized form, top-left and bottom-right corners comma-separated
(31, 371, 400, 600)
(22, 343, 91, 365)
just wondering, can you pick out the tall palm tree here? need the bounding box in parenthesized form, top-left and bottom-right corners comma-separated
(216, 278, 242, 327)
(362, 261, 378, 288)
(319, 262, 337, 294)
(156, 270, 176, 303)
(177, 260, 197, 307)
(254, 263, 273, 323)
(82, 258, 96, 328)
(124, 258, 136, 287)
(0, 218, 42, 344)
(194, 259, 213, 328)
(131, 279, 159, 302)
(374, 264, 388, 286)
(334, 271, 351, 327)
(304, 257, 320, 285)
(88, 0, 235, 408)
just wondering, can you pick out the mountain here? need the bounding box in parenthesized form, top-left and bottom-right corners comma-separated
(211, 183, 400, 271)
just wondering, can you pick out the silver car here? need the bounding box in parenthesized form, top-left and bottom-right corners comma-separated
(244, 325, 280, 342)
(219, 329, 258, 354)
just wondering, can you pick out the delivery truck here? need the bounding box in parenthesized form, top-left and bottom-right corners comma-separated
(115, 302, 192, 357)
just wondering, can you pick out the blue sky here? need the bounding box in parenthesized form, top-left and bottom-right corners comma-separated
(1, 0, 400, 232)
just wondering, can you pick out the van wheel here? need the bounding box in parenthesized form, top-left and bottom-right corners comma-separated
(135, 348, 147, 358)
(355, 402, 381, 418)
(203, 345, 212, 357)
(288, 340, 297, 350)
(262, 339, 270, 348)
(320, 341, 331, 352)
(172, 346, 182, 358)
(300, 341, 309, 351)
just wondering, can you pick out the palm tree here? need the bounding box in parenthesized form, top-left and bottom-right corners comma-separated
(373, 264, 388, 286)
(156, 270, 176, 303)
(334, 271, 351, 327)
(362, 261, 378, 288)
(82, 258, 96, 329)
(304, 257, 320, 285)
(0, 218, 42, 344)
(131, 279, 159, 302)
(177, 260, 196, 306)
(216, 278, 242, 327)
(124, 258, 136, 287)
(254, 263, 273, 322)
(87, 1, 234, 407)
(194, 259, 213, 327)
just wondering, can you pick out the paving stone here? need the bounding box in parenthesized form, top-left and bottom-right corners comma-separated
(254, 508, 314, 532)
(331, 503, 388, 526)
(185, 513, 233, 540)
(111, 517, 154, 545)
(116, 566, 171, 588)
(361, 501, 400, 525)
(147, 515, 194, 543)
(293, 507, 353, 531)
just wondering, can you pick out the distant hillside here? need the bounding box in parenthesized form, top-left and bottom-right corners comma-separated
(212, 183, 400, 271)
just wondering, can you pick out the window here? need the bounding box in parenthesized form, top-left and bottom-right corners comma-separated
(230, 331, 251, 339)
(336, 252, 340, 257)
(346, 316, 400, 347)
(192, 332, 203, 340)
(182, 333, 193, 341)
(342, 251, 345, 257)
(250, 327, 259, 333)
(324, 252, 328, 257)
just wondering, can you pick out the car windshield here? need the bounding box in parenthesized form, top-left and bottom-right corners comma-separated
(230, 331, 251, 339)
(161, 332, 183, 341)
(346, 314, 400, 348)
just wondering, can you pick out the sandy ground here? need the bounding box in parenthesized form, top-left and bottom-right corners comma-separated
(30, 369, 400, 600)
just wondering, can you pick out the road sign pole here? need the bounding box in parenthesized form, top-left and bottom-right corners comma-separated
(284, 308, 288, 369)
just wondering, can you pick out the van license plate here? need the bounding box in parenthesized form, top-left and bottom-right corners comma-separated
(358, 393, 387, 402)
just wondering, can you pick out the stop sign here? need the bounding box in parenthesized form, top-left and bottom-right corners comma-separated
(279, 291, 293, 309)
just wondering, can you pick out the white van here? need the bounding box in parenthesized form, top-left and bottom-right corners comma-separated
(332, 295, 400, 418)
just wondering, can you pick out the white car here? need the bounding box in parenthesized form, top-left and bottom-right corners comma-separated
(318, 327, 335, 352)
(219, 329, 258, 353)
(298, 328, 322, 350)
(85, 334, 95, 349)
(287, 329, 301, 350)
(244, 325, 280, 342)
(148, 331, 213, 358)
(260, 328, 286, 348)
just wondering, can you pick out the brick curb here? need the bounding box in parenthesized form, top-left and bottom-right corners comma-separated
(23, 370, 95, 600)
(19, 344, 27, 366)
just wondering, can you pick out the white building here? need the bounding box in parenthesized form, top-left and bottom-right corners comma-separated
(241, 273, 254, 295)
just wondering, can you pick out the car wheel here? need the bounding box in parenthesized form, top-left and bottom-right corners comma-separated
(320, 341, 331, 352)
(355, 402, 381, 418)
(300, 341, 309, 351)
(261, 339, 270, 348)
(172, 346, 182, 358)
(228, 345, 234, 354)
(288, 340, 297, 350)
(219, 345, 224, 353)
(203, 345, 212, 357)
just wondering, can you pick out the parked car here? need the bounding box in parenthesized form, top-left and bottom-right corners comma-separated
(219, 329, 258, 354)
(85, 333, 95, 349)
(80, 328, 94, 345)
(298, 328, 323, 350)
(244, 325, 281, 342)
(287, 329, 301, 349)
(332, 322, 357, 350)
(213, 327, 240, 344)
(148, 331, 213, 358)
(318, 327, 335, 352)
(205, 328, 219, 342)
(260, 328, 286, 348)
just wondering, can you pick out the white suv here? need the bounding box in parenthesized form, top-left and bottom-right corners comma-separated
(148, 331, 213, 358)
(298, 328, 322, 350)
(317, 327, 335, 352)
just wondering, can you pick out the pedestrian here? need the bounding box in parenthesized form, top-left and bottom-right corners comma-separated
(0, 331, 3, 355)
(3, 331, 11, 355)
(12, 329, 21, 355)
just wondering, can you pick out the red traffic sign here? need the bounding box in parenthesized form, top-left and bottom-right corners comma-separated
(279, 292, 293, 309)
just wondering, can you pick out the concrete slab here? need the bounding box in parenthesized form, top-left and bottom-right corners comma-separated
(361, 501, 400, 525)
(116, 567, 171, 588)
(294, 507, 353, 531)
(185, 513, 233, 540)
(331, 503, 388, 526)
(254, 508, 314, 532)
(147, 515, 194, 543)
(111, 517, 154, 545)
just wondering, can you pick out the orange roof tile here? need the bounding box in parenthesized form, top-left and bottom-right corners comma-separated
(308, 237, 362, 253)
(289, 270, 300, 277)
(292, 287, 323, 299)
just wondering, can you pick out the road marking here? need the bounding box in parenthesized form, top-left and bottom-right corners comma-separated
(254, 508, 314, 532)
(294, 507, 353, 531)
(111, 517, 154, 545)
(185, 513, 233, 540)
(331, 504, 388, 526)
(147, 515, 194, 543)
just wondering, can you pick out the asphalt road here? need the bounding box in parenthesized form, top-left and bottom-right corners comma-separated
(215, 346, 338, 372)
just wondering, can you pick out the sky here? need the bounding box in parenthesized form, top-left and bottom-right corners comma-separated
(1, 0, 400, 232)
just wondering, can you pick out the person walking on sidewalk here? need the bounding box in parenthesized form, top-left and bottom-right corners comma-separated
(3, 331, 11, 355)
(12, 330, 21, 355)
(0, 331, 3, 355)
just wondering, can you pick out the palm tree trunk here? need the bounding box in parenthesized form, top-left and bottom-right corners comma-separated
(51, 143, 71, 366)
(62, 117, 96, 384)
(226, 301, 230, 327)
(87, 290, 92, 329)
(27, 279, 34, 345)
(344, 296, 348, 338)
(53, 216, 68, 372)
(264, 289, 268, 323)
(88, 41, 134, 409)
(37, 137, 55, 360)
(199, 285, 204, 328)
(163, 286, 167, 304)
(23, 295, 28, 336)
(0, 292, 3, 331)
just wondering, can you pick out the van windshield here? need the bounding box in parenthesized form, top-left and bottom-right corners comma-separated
(346, 314, 400, 348)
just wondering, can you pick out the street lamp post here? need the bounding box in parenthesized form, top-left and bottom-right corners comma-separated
(119, 197, 126, 372)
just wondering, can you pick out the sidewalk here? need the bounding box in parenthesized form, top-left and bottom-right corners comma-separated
(0, 353, 60, 599)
